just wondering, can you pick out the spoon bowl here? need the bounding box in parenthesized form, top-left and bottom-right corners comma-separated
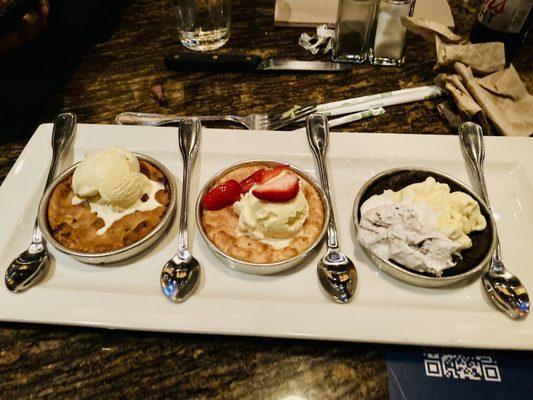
(317, 249, 358, 304)
(5, 246, 50, 293)
(482, 259, 530, 320)
(161, 254, 201, 303)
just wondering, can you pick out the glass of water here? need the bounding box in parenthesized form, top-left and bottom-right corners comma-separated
(170, 0, 231, 52)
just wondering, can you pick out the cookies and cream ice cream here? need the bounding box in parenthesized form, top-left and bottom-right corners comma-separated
(71, 148, 165, 235)
(358, 177, 487, 275)
(358, 204, 463, 275)
(233, 179, 309, 249)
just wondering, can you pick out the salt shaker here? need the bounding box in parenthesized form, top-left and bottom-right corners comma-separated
(369, 0, 416, 66)
(332, 0, 379, 63)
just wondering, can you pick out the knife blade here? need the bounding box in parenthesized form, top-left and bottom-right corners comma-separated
(437, 101, 494, 135)
(437, 101, 463, 129)
(164, 53, 352, 73)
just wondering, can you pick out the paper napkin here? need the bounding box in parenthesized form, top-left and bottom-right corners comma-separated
(402, 17, 533, 137)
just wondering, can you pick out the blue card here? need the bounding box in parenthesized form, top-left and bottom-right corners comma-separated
(386, 347, 533, 400)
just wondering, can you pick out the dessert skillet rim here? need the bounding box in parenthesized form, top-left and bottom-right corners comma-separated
(352, 166, 497, 288)
(195, 159, 330, 274)
(37, 152, 177, 265)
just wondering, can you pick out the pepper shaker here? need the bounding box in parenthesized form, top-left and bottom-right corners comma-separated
(332, 0, 379, 64)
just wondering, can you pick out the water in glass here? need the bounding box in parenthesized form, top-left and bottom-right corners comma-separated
(170, 0, 231, 51)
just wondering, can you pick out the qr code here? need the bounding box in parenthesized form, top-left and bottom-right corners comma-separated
(423, 353, 501, 382)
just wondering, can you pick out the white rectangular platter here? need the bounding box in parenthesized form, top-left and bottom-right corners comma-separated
(1, 124, 532, 350)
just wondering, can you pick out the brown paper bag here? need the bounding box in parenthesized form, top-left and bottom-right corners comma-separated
(403, 17, 532, 136)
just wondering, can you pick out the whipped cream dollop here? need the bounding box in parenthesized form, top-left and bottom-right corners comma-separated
(358, 177, 487, 275)
(71, 148, 165, 235)
(233, 176, 309, 249)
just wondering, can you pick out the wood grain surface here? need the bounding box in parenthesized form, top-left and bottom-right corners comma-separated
(0, 0, 531, 398)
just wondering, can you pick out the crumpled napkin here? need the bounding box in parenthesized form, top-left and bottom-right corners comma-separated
(402, 16, 533, 136)
(401, 17, 463, 43)
(438, 64, 533, 137)
(401, 17, 505, 74)
(435, 38, 506, 74)
(298, 24, 335, 55)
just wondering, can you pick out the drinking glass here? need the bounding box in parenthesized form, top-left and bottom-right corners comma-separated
(170, 0, 231, 51)
(332, 0, 378, 63)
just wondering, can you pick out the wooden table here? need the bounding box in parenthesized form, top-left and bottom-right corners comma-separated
(0, 0, 531, 398)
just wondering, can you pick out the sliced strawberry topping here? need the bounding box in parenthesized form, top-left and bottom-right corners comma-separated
(252, 172, 299, 202)
(260, 164, 289, 185)
(239, 164, 290, 194)
(202, 179, 242, 211)
(240, 169, 267, 194)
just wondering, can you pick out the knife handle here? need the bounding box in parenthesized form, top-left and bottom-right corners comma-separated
(165, 53, 263, 72)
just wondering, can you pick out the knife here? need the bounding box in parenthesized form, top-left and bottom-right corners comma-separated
(164, 53, 352, 73)
(437, 101, 463, 129)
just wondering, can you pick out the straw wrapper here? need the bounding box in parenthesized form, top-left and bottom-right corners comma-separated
(292, 108, 386, 132)
(317, 86, 444, 117)
(292, 85, 443, 130)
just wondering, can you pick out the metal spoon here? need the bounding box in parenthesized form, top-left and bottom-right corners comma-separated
(161, 117, 201, 303)
(306, 114, 357, 303)
(5, 113, 77, 293)
(459, 122, 529, 320)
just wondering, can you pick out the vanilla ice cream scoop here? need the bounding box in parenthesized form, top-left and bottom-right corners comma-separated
(72, 148, 148, 210)
(233, 183, 309, 249)
(71, 148, 165, 235)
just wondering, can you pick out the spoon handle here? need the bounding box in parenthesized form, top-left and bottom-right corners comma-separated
(47, 113, 77, 191)
(33, 113, 77, 244)
(458, 122, 501, 261)
(306, 114, 339, 250)
(177, 118, 201, 258)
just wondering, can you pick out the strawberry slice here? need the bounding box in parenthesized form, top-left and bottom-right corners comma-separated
(240, 164, 290, 194)
(252, 172, 299, 202)
(202, 179, 242, 210)
(240, 169, 267, 194)
(260, 164, 289, 184)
